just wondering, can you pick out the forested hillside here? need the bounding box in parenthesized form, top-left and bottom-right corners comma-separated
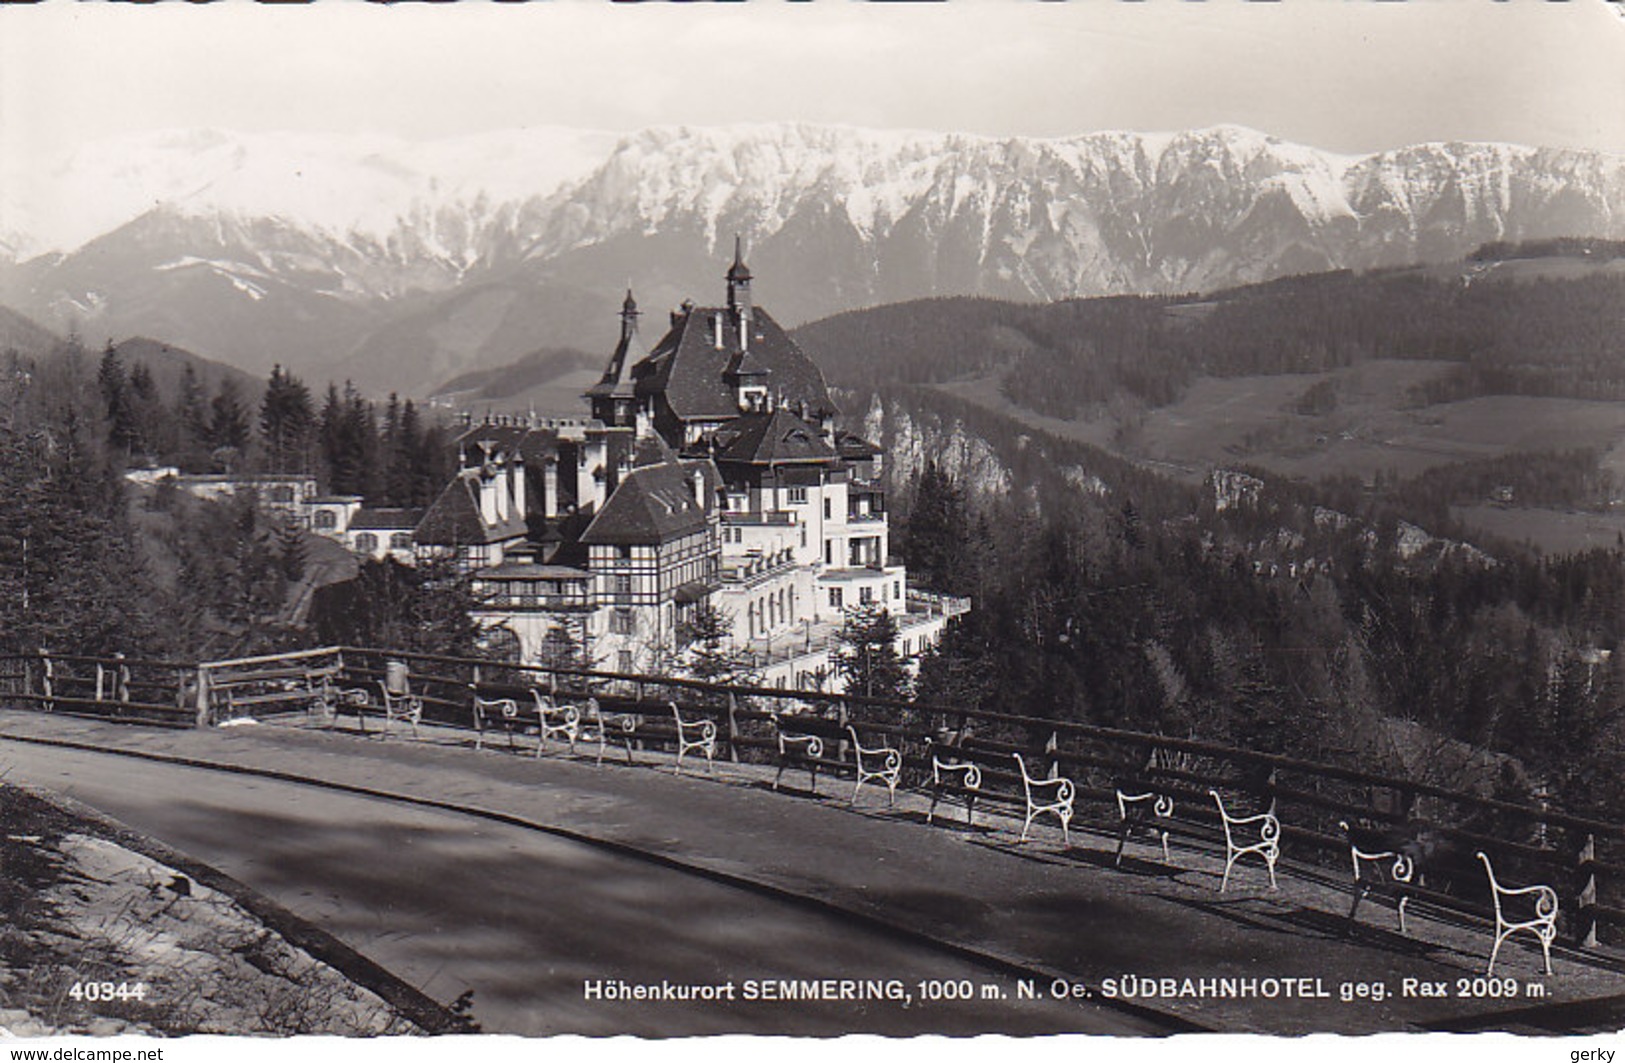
(881, 384, 1625, 827)
(0, 336, 470, 663)
(796, 247, 1625, 417)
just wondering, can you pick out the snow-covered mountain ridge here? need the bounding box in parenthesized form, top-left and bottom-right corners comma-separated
(2, 122, 1620, 391)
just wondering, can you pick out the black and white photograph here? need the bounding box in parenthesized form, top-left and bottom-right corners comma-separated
(0, 0, 1622, 1052)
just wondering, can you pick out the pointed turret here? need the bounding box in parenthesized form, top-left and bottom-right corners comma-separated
(586, 288, 645, 428)
(725, 235, 752, 317)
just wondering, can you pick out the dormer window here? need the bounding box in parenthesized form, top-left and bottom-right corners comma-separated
(738, 385, 768, 412)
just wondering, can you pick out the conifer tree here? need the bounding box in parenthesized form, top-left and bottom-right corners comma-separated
(174, 364, 212, 471)
(207, 377, 252, 471)
(395, 399, 427, 506)
(310, 555, 486, 659)
(276, 521, 309, 583)
(683, 603, 757, 687)
(832, 603, 913, 700)
(96, 342, 139, 457)
(126, 361, 170, 461)
(905, 460, 972, 595)
(320, 381, 379, 498)
(259, 365, 315, 474)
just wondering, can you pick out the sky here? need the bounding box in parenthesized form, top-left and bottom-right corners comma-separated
(2, 0, 1624, 165)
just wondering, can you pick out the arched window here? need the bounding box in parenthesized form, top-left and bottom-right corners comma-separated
(314, 510, 338, 531)
(390, 533, 413, 550)
(355, 533, 378, 554)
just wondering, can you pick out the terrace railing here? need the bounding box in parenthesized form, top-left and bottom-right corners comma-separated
(0, 643, 1620, 947)
(0, 649, 196, 728)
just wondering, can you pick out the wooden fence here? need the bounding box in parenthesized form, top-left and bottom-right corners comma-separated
(0, 644, 1619, 946)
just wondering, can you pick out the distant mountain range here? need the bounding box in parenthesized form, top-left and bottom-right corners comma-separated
(3, 123, 1622, 397)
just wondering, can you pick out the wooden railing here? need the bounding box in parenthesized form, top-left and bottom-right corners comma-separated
(1, 644, 1620, 946)
(333, 646, 1625, 948)
(0, 650, 196, 728)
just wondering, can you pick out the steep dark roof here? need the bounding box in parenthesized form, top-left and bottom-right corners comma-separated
(580, 460, 719, 546)
(414, 473, 528, 546)
(350, 507, 424, 531)
(834, 431, 882, 461)
(709, 408, 837, 466)
(630, 305, 836, 423)
(586, 291, 645, 401)
(633, 433, 679, 467)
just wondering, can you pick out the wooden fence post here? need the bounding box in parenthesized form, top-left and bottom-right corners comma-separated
(1577, 834, 1599, 948)
(1264, 767, 1279, 818)
(726, 691, 740, 763)
(39, 648, 53, 712)
(94, 661, 105, 702)
(115, 653, 131, 703)
(1045, 731, 1059, 780)
(194, 667, 211, 728)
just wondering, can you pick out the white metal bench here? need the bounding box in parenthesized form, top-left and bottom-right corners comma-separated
(1115, 790, 1174, 865)
(1210, 789, 1279, 891)
(574, 697, 639, 767)
(330, 686, 371, 729)
(846, 725, 901, 807)
(1339, 820, 1414, 933)
(472, 695, 521, 751)
(375, 679, 422, 739)
(771, 714, 828, 793)
(531, 690, 581, 755)
(925, 735, 981, 825)
(671, 703, 717, 776)
(1013, 753, 1074, 845)
(1478, 850, 1558, 976)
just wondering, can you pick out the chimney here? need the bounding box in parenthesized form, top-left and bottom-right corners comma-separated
(478, 470, 498, 527)
(691, 468, 707, 511)
(493, 453, 510, 523)
(542, 457, 558, 518)
(712, 312, 723, 350)
(511, 451, 526, 517)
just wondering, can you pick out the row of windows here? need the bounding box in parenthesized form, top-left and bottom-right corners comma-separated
(353, 532, 413, 552)
(746, 586, 797, 639)
(827, 581, 903, 609)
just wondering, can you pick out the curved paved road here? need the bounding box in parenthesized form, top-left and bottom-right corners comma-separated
(2, 741, 1153, 1036)
(5, 711, 1618, 1035)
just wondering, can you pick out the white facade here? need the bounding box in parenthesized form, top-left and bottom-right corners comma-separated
(465, 254, 969, 690)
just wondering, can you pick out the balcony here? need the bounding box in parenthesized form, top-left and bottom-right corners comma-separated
(906, 587, 972, 618)
(477, 593, 590, 612)
(720, 510, 796, 526)
(720, 550, 797, 587)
